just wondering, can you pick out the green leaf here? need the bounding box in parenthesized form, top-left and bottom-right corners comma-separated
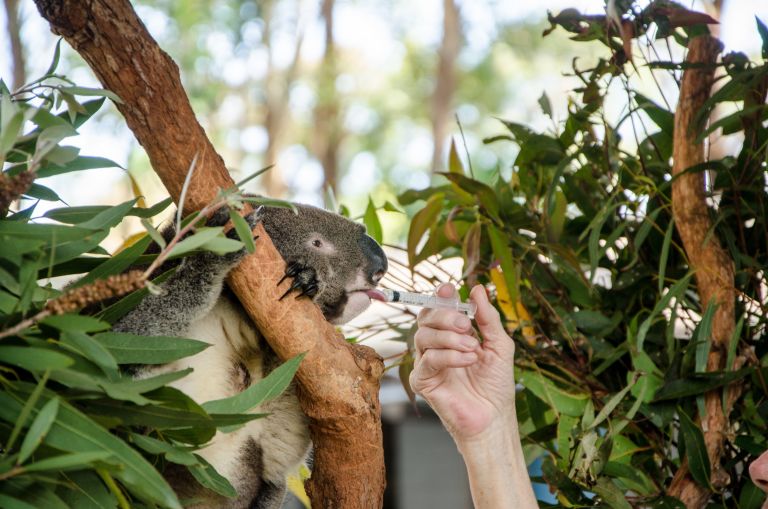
(0, 387, 181, 508)
(407, 193, 444, 267)
(438, 172, 500, 221)
(25, 489, 68, 509)
(24, 182, 61, 201)
(636, 274, 692, 352)
(188, 455, 237, 498)
(0, 494, 38, 509)
(694, 301, 716, 373)
(141, 218, 166, 249)
(382, 200, 403, 213)
(45, 38, 63, 76)
(93, 332, 209, 364)
(42, 314, 111, 333)
(0, 347, 74, 371)
(75, 235, 152, 287)
(168, 227, 224, 258)
(658, 218, 675, 294)
(36, 125, 79, 158)
(652, 368, 752, 401)
(61, 331, 118, 372)
(44, 205, 112, 224)
(589, 380, 633, 430)
(448, 138, 464, 174)
(198, 236, 243, 255)
(593, 477, 633, 509)
(518, 368, 589, 417)
(24, 451, 112, 472)
(203, 353, 305, 414)
(739, 480, 765, 509)
(18, 396, 60, 464)
(757, 17, 768, 60)
(539, 91, 553, 117)
(58, 471, 117, 509)
(488, 224, 519, 302)
(363, 198, 383, 245)
(634, 92, 674, 135)
(130, 433, 198, 466)
(678, 406, 711, 489)
(0, 110, 24, 159)
(76, 199, 137, 230)
(59, 86, 123, 104)
(6, 371, 49, 452)
(229, 209, 256, 254)
(556, 414, 578, 469)
(37, 155, 122, 179)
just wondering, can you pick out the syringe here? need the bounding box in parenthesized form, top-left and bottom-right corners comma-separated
(368, 288, 477, 318)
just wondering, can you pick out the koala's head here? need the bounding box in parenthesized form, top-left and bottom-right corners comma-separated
(260, 203, 388, 325)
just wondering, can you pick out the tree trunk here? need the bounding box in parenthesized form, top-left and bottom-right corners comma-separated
(3, 0, 26, 90)
(668, 35, 733, 509)
(430, 0, 460, 173)
(312, 0, 341, 193)
(32, 1, 386, 507)
(262, 0, 304, 198)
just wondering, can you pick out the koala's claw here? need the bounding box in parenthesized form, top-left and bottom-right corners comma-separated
(278, 260, 319, 300)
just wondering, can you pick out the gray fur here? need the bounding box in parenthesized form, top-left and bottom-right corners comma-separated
(114, 203, 386, 509)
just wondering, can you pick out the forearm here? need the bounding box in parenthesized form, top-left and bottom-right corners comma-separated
(455, 417, 538, 509)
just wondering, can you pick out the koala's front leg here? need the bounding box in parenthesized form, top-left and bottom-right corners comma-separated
(278, 260, 320, 300)
(113, 208, 262, 337)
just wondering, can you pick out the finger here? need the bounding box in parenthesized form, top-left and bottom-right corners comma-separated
(417, 307, 473, 334)
(414, 326, 478, 354)
(415, 348, 479, 376)
(470, 284, 509, 345)
(436, 282, 457, 299)
(416, 283, 461, 324)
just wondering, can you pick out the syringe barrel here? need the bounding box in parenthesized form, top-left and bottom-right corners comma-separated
(383, 289, 477, 318)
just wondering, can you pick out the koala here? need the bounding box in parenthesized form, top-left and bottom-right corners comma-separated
(113, 203, 388, 509)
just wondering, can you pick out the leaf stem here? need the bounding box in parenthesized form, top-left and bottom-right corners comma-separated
(98, 468, 131, 509)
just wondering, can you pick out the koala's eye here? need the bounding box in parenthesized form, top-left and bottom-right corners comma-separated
(312, 239, 322, 248)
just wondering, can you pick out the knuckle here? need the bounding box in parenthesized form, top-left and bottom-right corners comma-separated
(413, 327, 426, 345)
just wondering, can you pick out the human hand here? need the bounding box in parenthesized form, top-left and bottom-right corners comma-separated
(409, 283, 517, 443)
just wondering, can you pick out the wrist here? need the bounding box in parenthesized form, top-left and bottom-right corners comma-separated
(452, 406, 518, 450)
(454, 410, 538, 509)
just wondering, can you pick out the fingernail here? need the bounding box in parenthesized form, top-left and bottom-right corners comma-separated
(460, 336, 478, 350)
(454, 316, 471, 330)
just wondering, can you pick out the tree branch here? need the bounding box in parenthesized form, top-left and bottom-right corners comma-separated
(32, 1, 386, 507)
(668, 34, 732, 508)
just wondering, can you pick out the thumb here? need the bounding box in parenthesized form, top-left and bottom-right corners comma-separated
(470, 285, 508, 345)
(435, 282, 457, 298)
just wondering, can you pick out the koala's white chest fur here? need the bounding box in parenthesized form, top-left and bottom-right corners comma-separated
(139, 297, 310, 497)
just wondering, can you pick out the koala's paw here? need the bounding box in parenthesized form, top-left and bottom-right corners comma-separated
(278, 260, 319, 300)
(193, 207, 264, 268)
(207, 205, 263, 232)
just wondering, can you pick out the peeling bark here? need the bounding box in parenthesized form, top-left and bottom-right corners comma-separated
(32, 1, 386, 507)
(668, 35, 733, 509)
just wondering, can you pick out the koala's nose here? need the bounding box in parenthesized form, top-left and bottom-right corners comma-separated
(360, 234, 388, 285)
(372, 269, 385, 284)
(750, 450, 768, 492)
(368, 255, 387, 285)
